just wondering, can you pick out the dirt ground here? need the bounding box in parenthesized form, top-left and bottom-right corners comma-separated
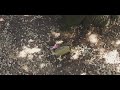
(0, 15, 120, 75)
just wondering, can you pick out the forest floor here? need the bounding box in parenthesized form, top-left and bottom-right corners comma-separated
(0, 15, 120, 75)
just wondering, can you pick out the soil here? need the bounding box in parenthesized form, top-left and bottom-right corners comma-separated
(0, 15, 120, 75)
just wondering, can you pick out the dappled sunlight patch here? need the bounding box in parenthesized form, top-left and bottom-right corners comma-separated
(103, 50, 120, 64)
(115, 40, 120, 45)
(22, 65, 29, 72)
(51, 31, 60, 38)
(70, 45, 92, 60)
(55, 40, 63, 44)
(18, 45, 41, 60)
(97, 48, 106, 59)
(99, 48, 106, 55)
(81, 72, 87, 75)
(116, 64, 120, 73)
(70, 46, 82, 60)
(111, 40, 120, 47)
(87, 33, 98, 44)
(18, 50, 27, 58)
(27, 54, 34, 60)
(71, 50, 81, 60)
(28, 39, 34, 43)
(0, 18, 4, 21)
(40, 63, 46, 69)
(24, 15, 29, 17)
